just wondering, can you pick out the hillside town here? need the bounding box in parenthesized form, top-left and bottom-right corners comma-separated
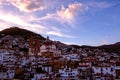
(0, 34, 120, 80)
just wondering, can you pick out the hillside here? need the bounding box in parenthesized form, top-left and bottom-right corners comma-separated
(0, 27, 120, 54)
(0, 27, 45, 40)
(0, 27, 46, 53)
(71, 42, 120, 54)
(98, 42, 120, 54)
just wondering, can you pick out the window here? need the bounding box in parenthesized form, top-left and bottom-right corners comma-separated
(111, 68, 113, 72)
(106, 68, 108, 70)
(101, 68, 103, 72)
(68, 73, 71, 75)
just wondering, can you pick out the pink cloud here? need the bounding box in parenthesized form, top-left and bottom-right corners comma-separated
(35, 2, 84, 28)
(0, 9, 74, 38)
(7, 0, 46, 12)
(0, 0, 2, 4)
(57, 3, 83, 23)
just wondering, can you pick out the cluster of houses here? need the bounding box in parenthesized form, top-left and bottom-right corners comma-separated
(0, 34, 120, 80)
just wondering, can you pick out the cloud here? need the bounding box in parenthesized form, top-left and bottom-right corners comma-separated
(87, 1, 115, 9)
(56, 3, 83, 24)
(0, 9, 74, 38)
(0, 10, 47, 33)
(0, 1, 82, 38)
(46, 31, 75, 38)
(0, 21, 11, 31)
(0, 0, 2, 4)
(7, 0, 46, 12)
(37, 2, 83, 28)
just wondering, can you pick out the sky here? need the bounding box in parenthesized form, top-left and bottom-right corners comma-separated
(0, 0, 120, 46)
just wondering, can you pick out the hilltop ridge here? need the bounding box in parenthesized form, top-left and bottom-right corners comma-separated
(0, 27, 120, 54)
(0, 27, 45, 40)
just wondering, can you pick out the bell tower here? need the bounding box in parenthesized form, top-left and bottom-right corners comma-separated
(34, 36, 40, 55)
(29, 34, 41, 56)
(29, 34, 34, 55)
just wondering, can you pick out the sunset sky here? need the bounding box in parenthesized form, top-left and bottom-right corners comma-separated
(0, 0, 120, 46)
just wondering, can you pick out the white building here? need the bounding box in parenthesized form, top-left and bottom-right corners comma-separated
(39, 37, 61, 57)
(42, 64, 52, 73)
(59, 66, 79, 77)
(29, 36, 61, 57)
(31, 73, 49, 80)
(78, 61, 91, 70)
(92, 66, 116, 77)
(0, 50, 15, 79)
(62, 54, 79, 61)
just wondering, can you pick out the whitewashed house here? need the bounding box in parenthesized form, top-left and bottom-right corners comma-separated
(59, 66, 78, 77)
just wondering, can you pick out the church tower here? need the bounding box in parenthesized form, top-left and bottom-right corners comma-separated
(34, 36, 40, 55)
(29, 34, 41, 56)
(29, 34, 34, 55)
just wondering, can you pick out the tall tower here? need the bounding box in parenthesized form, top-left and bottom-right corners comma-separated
(29, 34, 41, 56)
(34, 36, 40, 55)
(29, 34, 34, 55)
